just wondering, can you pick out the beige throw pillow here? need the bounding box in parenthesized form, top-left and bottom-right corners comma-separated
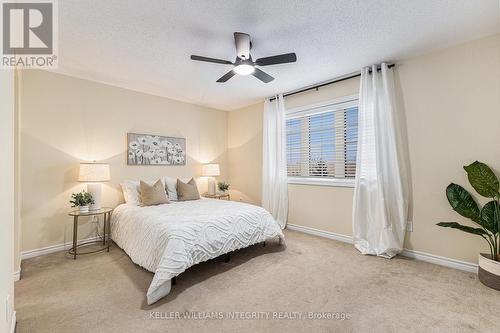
(177, 178, 200, 201)
(140, 179, 169, 206)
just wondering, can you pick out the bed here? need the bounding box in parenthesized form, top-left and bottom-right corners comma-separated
(110, 198, 285, 304)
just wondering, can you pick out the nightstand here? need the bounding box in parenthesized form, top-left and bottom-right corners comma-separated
(67, 207, 113, 259)
(202, 192, 230, 200)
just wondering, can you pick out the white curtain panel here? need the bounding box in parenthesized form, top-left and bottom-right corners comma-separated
(262, 94, 288, 229)
(352, 63, 410, 258)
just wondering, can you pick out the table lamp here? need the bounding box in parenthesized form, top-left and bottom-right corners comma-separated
(78, 162, 110, 210)
(202, 163, 220, 195)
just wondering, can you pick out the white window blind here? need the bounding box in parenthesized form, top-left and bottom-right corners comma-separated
(286, 96, 358, 180)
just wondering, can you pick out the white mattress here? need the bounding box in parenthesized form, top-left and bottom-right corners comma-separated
(110, 198, 284, 304)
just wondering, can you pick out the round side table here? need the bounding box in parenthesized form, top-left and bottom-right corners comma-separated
(67, 207, 113, 260)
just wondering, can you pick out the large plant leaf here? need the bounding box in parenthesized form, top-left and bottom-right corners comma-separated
(436, 222, 489, 236)
(464, 161, 499, 198)
(481, 201, 499, 234)
(446, 183, 481, 222)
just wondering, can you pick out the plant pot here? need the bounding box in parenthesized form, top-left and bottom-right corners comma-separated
(78, 205, 89, 213)
(478, 253, 500, 291)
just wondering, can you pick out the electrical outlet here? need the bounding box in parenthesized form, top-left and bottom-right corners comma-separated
(91, 215, 99, 223)
(406, 221, 413, 232)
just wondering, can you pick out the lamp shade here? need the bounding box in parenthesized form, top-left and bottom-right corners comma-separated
(202, 163, 220, 177)
(78, 163, 110, 182)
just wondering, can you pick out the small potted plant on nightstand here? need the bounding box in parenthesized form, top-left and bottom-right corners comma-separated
(70, 190, 94, 213)
(437, 161, 500, 290)
(218, 181, 230, 193)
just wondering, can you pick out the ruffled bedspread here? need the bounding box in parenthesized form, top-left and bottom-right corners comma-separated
(111, 199, 284, 304)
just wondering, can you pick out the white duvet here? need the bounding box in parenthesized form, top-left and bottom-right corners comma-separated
(111, 198, 284, 304)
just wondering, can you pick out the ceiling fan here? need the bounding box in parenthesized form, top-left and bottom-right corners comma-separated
(190, 32, 297, 83)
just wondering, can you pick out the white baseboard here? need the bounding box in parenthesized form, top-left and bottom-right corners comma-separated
(401, 248, 478, 273)
(10, 311, 16, 333)
(286, 223, 478, 273)
(13, 270, 20, 282)
(287, 223, 354, 244)
(21, 236, 100, 260)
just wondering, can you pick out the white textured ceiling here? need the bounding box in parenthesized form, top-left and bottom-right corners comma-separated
(54, 0, 500, 110)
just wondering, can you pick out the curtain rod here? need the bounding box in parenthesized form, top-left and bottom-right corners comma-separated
(269, 63, 395, 101)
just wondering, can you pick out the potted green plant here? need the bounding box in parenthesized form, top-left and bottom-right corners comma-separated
(437, 161, 500, 290)
(70, 190, 94, 213)
(218, 181, 230, 193)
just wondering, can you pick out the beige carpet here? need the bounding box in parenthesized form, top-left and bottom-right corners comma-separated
(15, 230, 500, 333)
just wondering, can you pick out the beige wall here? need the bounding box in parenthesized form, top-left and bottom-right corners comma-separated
(14, 70, 22, 275)
(1, 69, 16, 333)
(20, 70, 228, 253)
(227, 102, 264, 205)
(228, 34, 500, 263)
(400, 34, 500, 262)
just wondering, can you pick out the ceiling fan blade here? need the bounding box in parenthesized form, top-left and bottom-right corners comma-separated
(255, 53, 297, 66)
(234, 32, 251, 59)
(252, 68, 274, 83)
(190, 55, 233, 65)
(216, 70, 236, 83)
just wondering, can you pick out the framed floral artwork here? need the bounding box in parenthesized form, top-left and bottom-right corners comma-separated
(127, 133, 186, 165)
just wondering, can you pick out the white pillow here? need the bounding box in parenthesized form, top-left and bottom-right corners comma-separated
(163, 177, 191, 201)
(120, 181, 140, 205)
(120, 179, 166, 205)
(163, 177, 178, 201)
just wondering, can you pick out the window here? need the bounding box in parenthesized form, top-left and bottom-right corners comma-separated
(286, 95, 358, 186)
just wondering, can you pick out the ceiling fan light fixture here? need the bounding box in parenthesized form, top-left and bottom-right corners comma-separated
(190, 32, 296, 82)
(234, 64, 255, 75)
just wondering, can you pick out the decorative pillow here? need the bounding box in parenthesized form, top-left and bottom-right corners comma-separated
(163, 176, 191, 201)
(120, 179, 166, 205)
(120, 180, 141, 205)
(140, 179, 169, 206)
(163, 177, 179, 201)
(176, 178, 200, 201)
